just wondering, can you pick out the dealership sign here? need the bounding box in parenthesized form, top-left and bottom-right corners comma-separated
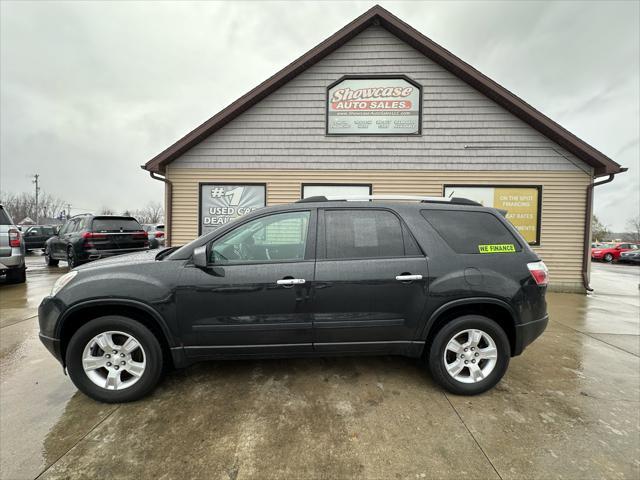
(199, 184, 266, 234)
(327, 76, 422, 135)
(443, 185, 542, 245)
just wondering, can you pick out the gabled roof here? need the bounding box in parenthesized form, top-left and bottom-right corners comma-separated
(143, 5, 624, 177)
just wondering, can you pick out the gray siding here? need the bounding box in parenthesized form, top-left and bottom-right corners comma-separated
(172, 26, 591, 174)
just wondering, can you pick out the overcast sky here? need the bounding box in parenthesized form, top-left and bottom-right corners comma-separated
(1, 1, 638, 230)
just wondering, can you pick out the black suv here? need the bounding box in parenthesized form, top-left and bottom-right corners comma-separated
(38, 197, 549, 403)
(44, 215, 149, 268)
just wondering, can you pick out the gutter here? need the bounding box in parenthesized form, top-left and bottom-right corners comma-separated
(582, 170, 626, 291)
(145, 169, 172, 247)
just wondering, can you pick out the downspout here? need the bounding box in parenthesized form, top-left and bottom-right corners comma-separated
(147, 170, 173, 247)
(582, 173, 616, 291)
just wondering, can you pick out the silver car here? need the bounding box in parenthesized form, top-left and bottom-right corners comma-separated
(0, 204, 26, 283)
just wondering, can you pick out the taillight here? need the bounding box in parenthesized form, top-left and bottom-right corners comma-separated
(8, 228, 21, 247)
(527, 261, 549, 286)
(82, 232, 107, 240)
(155, 232, 164, 238)
(132, 231, 148, 239)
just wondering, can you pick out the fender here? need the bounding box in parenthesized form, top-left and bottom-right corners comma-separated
(419, 297, 519, 341)
(56, 298, 177, 347)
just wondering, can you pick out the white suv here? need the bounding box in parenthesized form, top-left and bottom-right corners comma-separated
(0, 205, 26, 283)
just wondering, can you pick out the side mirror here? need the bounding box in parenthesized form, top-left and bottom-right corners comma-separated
(193, 245, 208, 268)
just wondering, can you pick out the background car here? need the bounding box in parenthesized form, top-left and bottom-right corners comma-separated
(44, 214, 149, 268)
(142, 224, 165, 249)
(0, 204, 26, 283)
(619, 250, 640, 265)
(23, 225, 58, 251)
(591, 242, 639, 262)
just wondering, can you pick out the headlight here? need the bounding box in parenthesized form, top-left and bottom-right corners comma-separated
(51, 271, 78, 296)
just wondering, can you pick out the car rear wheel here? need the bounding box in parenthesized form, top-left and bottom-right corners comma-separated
(603, 253, 614, 263)
(428, 315, 510, 395)
(44, 247, 59, 266)
(66, 316, 164, 403)
(66, 247, 78, 268)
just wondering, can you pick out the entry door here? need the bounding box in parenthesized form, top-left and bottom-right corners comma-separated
(176, 210, 317, 357)
(313, 208, 428, 355)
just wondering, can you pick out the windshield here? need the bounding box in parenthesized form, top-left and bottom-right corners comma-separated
(92, 217, 142, 232)
(598, 244, 615, 249)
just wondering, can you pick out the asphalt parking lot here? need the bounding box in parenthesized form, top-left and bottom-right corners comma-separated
(1, 254, 638, 480)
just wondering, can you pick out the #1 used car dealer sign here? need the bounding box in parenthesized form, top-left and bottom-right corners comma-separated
(327, 76, 422, 135)
(199, 184, 266, 234)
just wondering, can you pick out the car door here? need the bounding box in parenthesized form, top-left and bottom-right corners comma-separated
(24, 227, 40, 249)
(312, 208, 428, 355)
(176, 209, 317, 358)
(50, 221, 70, 258)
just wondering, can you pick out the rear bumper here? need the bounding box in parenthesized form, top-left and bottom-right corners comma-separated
(513, 314, 549, 356)
(80, 247, 147, 261)
(0, 252, 25, 271)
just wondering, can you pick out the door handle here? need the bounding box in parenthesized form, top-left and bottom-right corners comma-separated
(277, 278, 306, 285)
(395, 274, 423, 281)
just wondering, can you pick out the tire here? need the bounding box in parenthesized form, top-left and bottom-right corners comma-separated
(66, 247, 78, 268)
(66, 316, 164, 403)
(44, 247, 59, 266)
(428, 315, 510, 395)
(6, 265, 26, 284)
(603, 253, 614, 263)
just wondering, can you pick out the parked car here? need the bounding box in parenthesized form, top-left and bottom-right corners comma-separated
(591, 242, 639, 263)
(142, 224, 165, 249)
(38, 195, 549, 403)
(0, 204, 26, 283)
(44, 214, 149, 268)
(619, 250, 640, 265)
(24, 225, 58, 251)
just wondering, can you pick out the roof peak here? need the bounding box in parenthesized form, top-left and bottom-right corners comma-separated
(144, 4, 623, 177)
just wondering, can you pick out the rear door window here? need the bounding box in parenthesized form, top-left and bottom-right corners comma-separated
(92, 218, 142, 232)
(421, 209, 522, 254)
(324, 209, 410, 259)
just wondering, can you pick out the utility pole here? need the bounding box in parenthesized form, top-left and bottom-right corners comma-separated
(33, 174, 40, 224)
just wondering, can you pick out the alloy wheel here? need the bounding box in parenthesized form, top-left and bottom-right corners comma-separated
(82, 331, 147, 390)
(443, 328, 498, 383)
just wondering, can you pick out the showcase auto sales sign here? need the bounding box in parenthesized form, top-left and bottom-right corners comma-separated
(327, 77, 421, 134)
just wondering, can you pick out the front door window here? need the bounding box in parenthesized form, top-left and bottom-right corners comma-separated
(210, 211, 310, 264)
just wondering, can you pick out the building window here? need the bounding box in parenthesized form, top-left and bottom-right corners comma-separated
(302, 184, 372, 200)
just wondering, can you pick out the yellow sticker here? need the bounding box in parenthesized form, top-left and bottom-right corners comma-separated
(478, 244, 516, 254)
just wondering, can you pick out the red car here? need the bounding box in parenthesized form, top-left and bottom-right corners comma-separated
(591, 242, 639, 262)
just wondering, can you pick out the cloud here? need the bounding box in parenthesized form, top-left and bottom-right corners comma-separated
(1, 1, 638, 229)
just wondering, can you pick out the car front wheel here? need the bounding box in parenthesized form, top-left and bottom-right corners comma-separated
(603, 253, 614, 263)
(428, 315, 510, 395)
(66, 316, 164, 403)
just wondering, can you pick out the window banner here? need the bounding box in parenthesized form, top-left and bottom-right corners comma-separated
(199, 184, 266, 234)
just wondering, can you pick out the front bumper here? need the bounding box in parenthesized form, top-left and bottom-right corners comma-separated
(38, 296, 64, 365)
(513, 314, 549, 356)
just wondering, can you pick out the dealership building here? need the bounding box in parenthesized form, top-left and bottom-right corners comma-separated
(143, 5, 625, 292)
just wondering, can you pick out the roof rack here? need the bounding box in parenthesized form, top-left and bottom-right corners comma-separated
(296, 195, 482, 206)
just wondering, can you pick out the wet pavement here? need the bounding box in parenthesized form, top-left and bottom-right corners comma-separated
(0, 254, 638, 479)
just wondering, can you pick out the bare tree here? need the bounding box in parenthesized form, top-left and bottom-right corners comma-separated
(99, 207, 115, 215)
(626, 216, 640, 242)
(0, 191, 66, 223)
(591, 215, 610, 242)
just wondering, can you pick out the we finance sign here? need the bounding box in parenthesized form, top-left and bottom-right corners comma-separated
(327, 76, 422, 135)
